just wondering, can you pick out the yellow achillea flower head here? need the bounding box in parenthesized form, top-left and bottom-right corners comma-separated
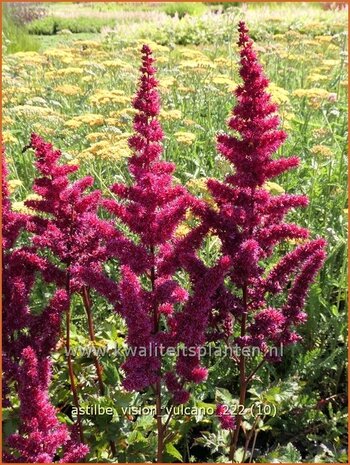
(54, 85, 81, 96)
(310, 145, 333, 158)
(174, 131, 196, 145)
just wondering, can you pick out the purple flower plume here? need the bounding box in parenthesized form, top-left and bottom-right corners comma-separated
(198, 22, 326, 356)
(2, 145, 88, 462)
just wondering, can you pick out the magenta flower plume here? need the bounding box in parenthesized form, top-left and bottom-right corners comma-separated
(4, 347, 88, 463)
(2, 144, 32, 407)
(26, 133, 115, 292)
(2, 144, 88, 462)
(22, 133, 117, 447)
(2, 146, 58, 410)
(217, 21, 297, 188)
(83, 45, 208, 413)
(216, 404, 236, 431)
(201, 22, 327, 352)
(103, 45, 193, 394)
(198, 23, 327, 460)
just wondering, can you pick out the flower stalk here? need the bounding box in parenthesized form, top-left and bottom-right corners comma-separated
(203, 21, 326, 461)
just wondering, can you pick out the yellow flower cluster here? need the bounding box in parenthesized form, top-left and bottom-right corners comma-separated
(292, 88, 334, 108)
(54, 85, 82, 96)
(312, 128, 330, 139)
(2, 131, 18, 145)
(160, 109, 182, 121)
(79, 138, 131, 162)
(74, 40, 102, 49)
(211, 75, 236, 91)
(89, 90, 130, 106)
(159, 76, 176, 89)
(180, 60, 216, 70)
(263, 181, 285, 195)
(175, 222, 192, 238)
(12, 194, 42, 215)
(310, 145, 333, 158)
(174, 131, 196, 145)
(102, 59, 131, 69)
(65, 114, 105, 129)
(2, 116, 15, 127)
(56, 67, 84, 76)
(8, 179, 23, 193)
(268, 83, 290, 105)
(307, 73, 329, 84)
(13, 51, 46, 65)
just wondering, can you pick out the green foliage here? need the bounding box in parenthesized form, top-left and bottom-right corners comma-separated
(135, 7, 347, 46)
(2, 5, 40, 54)
(137, 13, 239, 46)
(260, 443, 302, 463)
(208, 2, 241, 11)
(27, 16, 116, 35)
(162, 2, 208, 19)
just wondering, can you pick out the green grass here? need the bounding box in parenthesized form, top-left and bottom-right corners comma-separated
(34, 32, 101, 51)
(2, 6, 40, 54)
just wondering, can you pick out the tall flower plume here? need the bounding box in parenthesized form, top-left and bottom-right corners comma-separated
(83, 45, 217, 461)
(95, 45, 202, 396)
(2, 146, 88, 462)
(200, 22, 326, 458)
(24, 133, 118, 449)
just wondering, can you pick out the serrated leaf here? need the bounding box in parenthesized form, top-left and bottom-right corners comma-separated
(165, 443, 183, 462)
(215, 387, 233, 404)
(234, 447, 245, 463)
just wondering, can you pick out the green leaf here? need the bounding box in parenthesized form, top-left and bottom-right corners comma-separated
(234, 447, 245, 463)
(103, 362, 120, 385)
(135, 414, 154, 430)
(215, 387, 233, 404)
(128, 430, 148, 445)
(281, 443, 302, 462)
(114, 391, 135, 410)
(165, 443, 183, 462)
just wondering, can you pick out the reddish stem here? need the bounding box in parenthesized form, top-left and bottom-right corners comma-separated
(150, 244, 164, 462)
(82, 286, 105, 395)
(229, 285, 248, 462)
(81, 286, 117, 457)
(66, 273, 84, 443)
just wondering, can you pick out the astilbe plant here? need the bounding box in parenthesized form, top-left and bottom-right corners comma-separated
(195, 22, 326, 461)
(81, 45, 230, 462)
(21, 133, 119, 454)
(2, 24, 329, 463)
(2, 146, 88, 463)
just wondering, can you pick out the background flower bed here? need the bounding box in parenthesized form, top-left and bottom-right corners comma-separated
(2, 2, 348, 463)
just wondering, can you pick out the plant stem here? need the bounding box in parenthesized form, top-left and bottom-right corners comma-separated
(81, 286, 117, 457)
(64, 209, 85, 444)
(82, 286, 105, 395)
(155, 379, 164, 462)
(150, 244, 164, 462)
(246, 358, 266, 385)
(229, 285, 248, 462)
(163, 403, 175, 433)
(249, 428, 259, 463)
(242, 415, 260, 462)
(66, 274, 84, 443)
